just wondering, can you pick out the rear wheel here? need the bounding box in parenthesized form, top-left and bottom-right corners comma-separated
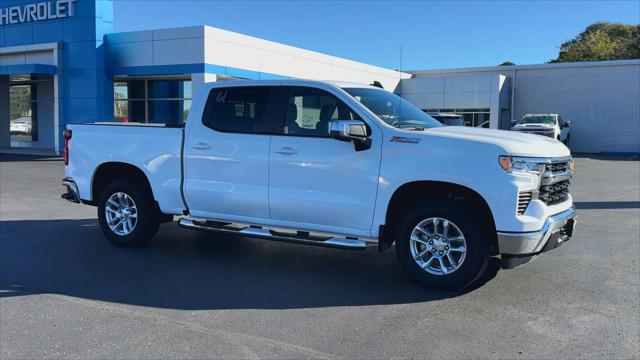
(97, 180, 160, 247)
(395, 201, 489, 290)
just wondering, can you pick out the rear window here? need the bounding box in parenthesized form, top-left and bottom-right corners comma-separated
(202, 86, 275, 134)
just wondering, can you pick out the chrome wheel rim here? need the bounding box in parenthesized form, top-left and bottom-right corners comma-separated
(105, 192, 138, 236)
(410, 217, 467, 276)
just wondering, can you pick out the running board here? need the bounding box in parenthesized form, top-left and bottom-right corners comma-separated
(178, 218, 368, 251)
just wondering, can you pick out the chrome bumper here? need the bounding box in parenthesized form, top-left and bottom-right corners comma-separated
(61, 177, 81, 203)
(498, 206, 577, 256)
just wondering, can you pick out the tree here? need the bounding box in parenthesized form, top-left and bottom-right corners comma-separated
(499, 61, 515, 66)
(551, 22, 640, 63)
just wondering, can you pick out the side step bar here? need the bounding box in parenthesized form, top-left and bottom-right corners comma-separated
(178, 218, 368, 251)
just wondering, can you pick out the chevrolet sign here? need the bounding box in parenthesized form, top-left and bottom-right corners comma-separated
(0, 0, 76, 26)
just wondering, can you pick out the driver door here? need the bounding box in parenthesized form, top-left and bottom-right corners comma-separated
(268, 86, 381, 234)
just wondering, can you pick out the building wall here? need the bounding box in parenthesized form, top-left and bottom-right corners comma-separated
(1, 0, 114, 151)
(107, 26, 411, 93)
(399, 73, 497, 110)
(513, 63, 640, 154)
(405, 61, 640, 154)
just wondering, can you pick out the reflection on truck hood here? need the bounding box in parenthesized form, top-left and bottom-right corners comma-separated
(423, 126, 570, 158)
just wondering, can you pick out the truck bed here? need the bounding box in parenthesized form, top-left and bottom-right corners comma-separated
(65, 123, 186, 215)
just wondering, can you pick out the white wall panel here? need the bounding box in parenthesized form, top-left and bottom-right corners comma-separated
(153, 26, 204, 41)
(0, 53, 26, 66)
(153, 38, 204, 66)
(444, 74, 492, 92)
(107, 42, 153, 67)
(443, 91, 492, 109)
(401, 92, 444, 109)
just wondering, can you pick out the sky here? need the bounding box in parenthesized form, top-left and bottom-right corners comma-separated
(114, 0, 640, 71)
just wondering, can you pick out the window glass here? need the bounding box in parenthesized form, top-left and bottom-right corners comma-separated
(9, 84, 38, 142)
(148, 80, 190, 99)
(283, 87, 361, 137)
(114, 82, 128, 100)
(521, 115, 556, 125)
(113, 79, 192, 123)
(127, 80, 146, 99)
(344, 87, 441, 130)
(114, 100, 128, 122)
(148, 100, 188, 124)
(128, 100, 146, 122)
(203, 86, 274, 133)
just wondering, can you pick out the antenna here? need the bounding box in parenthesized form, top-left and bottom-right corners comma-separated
(399, 44, 403, 115)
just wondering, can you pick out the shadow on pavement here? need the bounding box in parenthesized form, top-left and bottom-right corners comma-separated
(0, 219, 500, 310)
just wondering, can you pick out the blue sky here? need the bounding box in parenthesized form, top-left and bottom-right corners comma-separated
(114, 0, 640, 70)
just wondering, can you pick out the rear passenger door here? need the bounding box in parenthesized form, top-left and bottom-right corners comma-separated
(268, 86, 381, 234)
(184, 85, 277, 221)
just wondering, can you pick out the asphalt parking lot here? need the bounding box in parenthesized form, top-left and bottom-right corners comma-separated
(1, 154, 638, 359)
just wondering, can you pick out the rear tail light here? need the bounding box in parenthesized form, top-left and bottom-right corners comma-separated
(63, 129, 72, 165)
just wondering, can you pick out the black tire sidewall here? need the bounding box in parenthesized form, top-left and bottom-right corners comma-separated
(395, 201, 489, 290)
(97, 180, 159, 247)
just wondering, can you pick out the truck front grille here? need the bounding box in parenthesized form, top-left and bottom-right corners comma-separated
(546, 162, 568, 174)
(539, 180, 570, 205)
(517, 191, 533, 215)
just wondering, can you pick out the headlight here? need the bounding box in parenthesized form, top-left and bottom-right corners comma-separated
(498, 156, 545, 174)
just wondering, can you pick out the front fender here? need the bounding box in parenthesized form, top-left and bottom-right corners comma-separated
(370, 132, 508, 237)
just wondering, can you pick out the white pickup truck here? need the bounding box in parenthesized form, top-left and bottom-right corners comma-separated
(512, 114, 571, 146)
(61, 80, 576, 290)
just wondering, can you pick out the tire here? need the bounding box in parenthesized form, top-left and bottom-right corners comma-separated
(395, 201, 489, 290)
(97, 180, 160, 247)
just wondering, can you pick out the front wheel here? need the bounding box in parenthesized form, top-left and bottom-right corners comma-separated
(97, 180, 160, 247)
(395, 202, 489, 290)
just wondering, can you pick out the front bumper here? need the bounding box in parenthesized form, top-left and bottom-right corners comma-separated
(498, 206, 577, 268)
(61, 177, 81, 203)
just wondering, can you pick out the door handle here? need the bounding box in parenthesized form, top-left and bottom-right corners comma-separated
(274, 147, 298, 155)
(191, 143, 211, 151)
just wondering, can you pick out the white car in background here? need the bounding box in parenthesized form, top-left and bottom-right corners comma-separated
(10, 117, 33, 135)
(511, 114, 571, 146)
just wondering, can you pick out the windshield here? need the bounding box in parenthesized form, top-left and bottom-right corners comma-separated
(520, 115, 556, 125)
(343, 88, 443, 129)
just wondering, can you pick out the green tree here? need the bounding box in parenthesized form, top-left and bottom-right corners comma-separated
(551, 22, 640, 63)
(499, 61, 516, 66)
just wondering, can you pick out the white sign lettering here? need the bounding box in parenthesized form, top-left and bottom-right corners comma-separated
(0, 0, 76, 26)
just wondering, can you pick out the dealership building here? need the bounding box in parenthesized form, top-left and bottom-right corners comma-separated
(1, 0, 639, 155)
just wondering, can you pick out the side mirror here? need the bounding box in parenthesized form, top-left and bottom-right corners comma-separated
(510, 120, 517, 127)
(330, 120, 371, 151)
(563, 121, 571, 128)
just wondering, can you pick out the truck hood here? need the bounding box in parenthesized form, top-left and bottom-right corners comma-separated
(424, 126, 570, 158)
(512, 123, 555, 131)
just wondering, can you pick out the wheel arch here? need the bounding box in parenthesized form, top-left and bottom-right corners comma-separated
(379, 181, 498, 255)
(90, 162, 156, 205)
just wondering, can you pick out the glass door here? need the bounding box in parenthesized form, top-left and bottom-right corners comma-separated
(9, 84, 38, 147)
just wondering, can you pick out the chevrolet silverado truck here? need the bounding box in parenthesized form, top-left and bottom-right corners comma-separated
(61, 80, 577, 290)
(512, 114, 571, 146)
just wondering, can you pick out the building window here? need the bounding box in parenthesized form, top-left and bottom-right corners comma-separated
(424, 108, 490, 127)
(114, 78, 192, 124)
(9, 84, 38, 142)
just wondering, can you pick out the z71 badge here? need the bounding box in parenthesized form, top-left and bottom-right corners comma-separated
(390, 136, 422, 144)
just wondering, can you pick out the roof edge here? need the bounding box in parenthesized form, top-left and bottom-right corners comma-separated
(408, 59, 640, 75)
